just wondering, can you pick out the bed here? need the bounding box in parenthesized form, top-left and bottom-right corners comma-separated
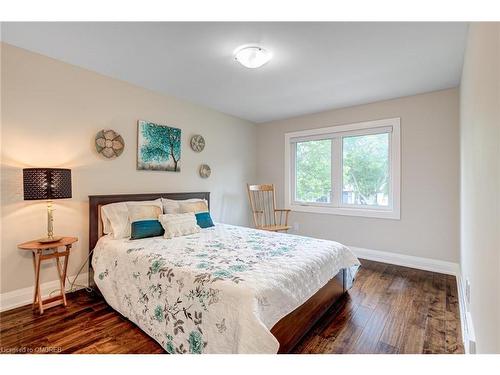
(89, 192, 360, 354)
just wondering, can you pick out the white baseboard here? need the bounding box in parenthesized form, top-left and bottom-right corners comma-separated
(0, 272, 89, 312)
(349, 246, 460, 275)
(456, 272, 476, 354)
(349, 245, 472, 353)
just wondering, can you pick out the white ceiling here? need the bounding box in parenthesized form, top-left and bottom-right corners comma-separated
(1, 22, 468, 123)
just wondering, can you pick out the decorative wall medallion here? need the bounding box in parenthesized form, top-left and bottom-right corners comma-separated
(190, 135, 205, 152)
(95, 129, 125, 158)
(137, 120, 181, 172)
(199, 164, 211, 178)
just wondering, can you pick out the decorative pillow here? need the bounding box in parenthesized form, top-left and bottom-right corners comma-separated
(179, 201, 209, 214)
(161, 198, 208, 214)
(101, 199, 162, 239)
(128, 204, 164, 240)
(195, 212, 215, 228)
(159, 213, 201, 239)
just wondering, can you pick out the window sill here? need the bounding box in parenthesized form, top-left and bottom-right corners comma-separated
(288, 203, 400, 220)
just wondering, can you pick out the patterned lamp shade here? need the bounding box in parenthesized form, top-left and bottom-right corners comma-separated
(23, 168, 72, 200)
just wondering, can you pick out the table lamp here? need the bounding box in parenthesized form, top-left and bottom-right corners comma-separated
(23, 168, 72, 243)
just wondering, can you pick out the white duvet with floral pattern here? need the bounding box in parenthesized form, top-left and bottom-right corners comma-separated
(92, 223, 360, 354)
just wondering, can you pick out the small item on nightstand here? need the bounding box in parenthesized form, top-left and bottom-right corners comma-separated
(18, 237, 78, 314)
(23, 168, 72, 243)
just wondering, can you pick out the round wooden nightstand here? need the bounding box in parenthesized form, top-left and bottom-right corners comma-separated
(18, 237, 78, 314)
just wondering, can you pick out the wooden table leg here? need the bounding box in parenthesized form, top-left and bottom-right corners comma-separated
(33, 250, 44, 314)
(32, 252, 38, 309)
(62, 245, 71, 305)
(55, 253, 67, 307)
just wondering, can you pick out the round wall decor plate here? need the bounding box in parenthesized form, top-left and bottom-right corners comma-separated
(95, 129, 124, 158)
(199, 164, 211, 178)
(190, 135, 205, 152)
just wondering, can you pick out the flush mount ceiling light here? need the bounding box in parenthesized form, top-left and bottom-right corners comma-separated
(234, 46, 272, 69)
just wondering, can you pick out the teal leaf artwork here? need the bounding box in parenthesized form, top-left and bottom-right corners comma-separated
(137, 120, 181, 171)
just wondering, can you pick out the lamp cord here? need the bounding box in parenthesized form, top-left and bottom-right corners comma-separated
(48, 248, 95, 298)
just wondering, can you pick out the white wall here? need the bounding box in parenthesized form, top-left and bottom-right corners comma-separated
(0, 43, 257, 295)
(460, 22, 500, 353)
(256, 88, 460, 263)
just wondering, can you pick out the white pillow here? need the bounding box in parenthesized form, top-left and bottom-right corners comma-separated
(101, 203, 123, 236)
(159, 213, 200, 239)
(101, 199, 162, 239)
(178, 200, 210, 214)
(161, 198, 208, 214)
(101, 212, 113, 235)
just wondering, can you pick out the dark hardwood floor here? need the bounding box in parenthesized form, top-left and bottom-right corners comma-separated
(293, 259, 464, 354)
(0, 259, 464, 354)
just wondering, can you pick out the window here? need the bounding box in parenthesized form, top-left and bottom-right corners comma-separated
(342, 133, 389, 207)
(295, 139, 331, 203)
(285, 118, 400, 219)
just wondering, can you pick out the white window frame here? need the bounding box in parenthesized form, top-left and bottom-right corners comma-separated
(284, 117, 401, 220)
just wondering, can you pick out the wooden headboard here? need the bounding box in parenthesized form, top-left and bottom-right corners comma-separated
(88, 192, 210, 289)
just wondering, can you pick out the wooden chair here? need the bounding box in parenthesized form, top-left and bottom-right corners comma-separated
(247, 184, 291, 232)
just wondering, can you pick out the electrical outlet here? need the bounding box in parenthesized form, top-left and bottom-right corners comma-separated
(293, 222, 299, 231)
(469, 339, 477, 354)
(465, 311, 476, 354)
(465, 279, 471, 307)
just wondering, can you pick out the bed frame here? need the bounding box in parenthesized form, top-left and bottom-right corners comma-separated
(88, 192, 349, 354)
